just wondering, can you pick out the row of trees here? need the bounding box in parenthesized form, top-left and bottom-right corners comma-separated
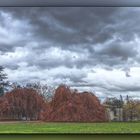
(1, 66, 140, 121)
(0, 66, 107, 121)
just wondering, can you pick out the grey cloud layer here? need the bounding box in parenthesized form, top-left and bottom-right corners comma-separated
(0, 7, 140, 98)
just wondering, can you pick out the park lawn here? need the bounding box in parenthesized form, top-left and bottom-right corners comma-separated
(0, 122, 140, 134)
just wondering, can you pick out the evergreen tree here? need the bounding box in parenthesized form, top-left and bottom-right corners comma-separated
(0, 66, 8, 96)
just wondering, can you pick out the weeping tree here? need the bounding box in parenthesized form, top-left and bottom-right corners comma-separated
(0, 66, 8, 96)
(0, 88, 47, 120)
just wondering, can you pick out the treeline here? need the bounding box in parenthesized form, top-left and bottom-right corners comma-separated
(0, 85, 108, 122)
(0, 66, 107, 121)
(0, 66, 140, 122)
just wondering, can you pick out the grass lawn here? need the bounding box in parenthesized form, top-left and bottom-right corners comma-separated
(0, 121, 140, 134)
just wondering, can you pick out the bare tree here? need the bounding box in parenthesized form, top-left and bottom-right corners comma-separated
(26, 82, 55, 101)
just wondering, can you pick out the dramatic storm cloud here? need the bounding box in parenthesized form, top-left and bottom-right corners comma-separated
(0, 7, 140, 99)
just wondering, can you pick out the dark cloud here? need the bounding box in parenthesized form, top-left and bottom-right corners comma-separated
(98, 41, 138, 60)
(0, 44, 14, 52)
(0, 7, 140, 99)
(1, 7, 117, 45)
(0, 7, 138, 69)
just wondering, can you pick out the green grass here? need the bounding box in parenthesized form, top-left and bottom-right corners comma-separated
(0, 122, 140, 134)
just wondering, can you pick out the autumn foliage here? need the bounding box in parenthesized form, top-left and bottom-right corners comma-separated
(0, 85, 107, 122)
(0, 88, 47, 120)
(41, 85, 107, 122)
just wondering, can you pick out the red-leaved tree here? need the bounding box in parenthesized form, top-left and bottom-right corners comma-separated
(0, 88, 47, 120)
(41, 85, 108, 122)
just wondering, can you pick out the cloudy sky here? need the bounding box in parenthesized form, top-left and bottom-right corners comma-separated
(0, 7, 140, 99)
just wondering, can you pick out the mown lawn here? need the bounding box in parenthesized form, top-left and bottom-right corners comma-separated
(0, 121, 140, 134)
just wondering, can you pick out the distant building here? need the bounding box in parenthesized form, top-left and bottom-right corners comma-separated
(104, 104, 123, 121)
